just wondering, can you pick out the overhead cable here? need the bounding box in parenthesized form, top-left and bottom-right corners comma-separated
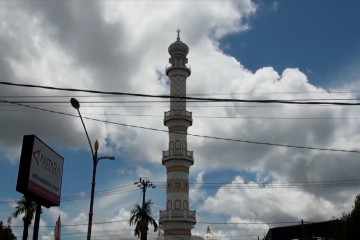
(2, 180, 359, 205)
(1, 98, 359, 154)
(2, 108, 360, 120)
(1, 81, 360, 105)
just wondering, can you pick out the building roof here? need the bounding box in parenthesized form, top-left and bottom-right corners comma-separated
(264, 220, 343, 240)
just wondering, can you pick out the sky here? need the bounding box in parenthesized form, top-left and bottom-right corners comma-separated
(1, 0, 360, 239)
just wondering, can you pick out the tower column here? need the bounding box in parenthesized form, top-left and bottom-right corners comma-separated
(159, 30, 196, 240)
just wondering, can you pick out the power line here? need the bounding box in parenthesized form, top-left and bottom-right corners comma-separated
(0, 104, 314, 108)
(1, 185, 139, 204)
(2, 107, 360, 120)
(1, 98, 359, 103)
(2, 180, 359, 205)
(1, 89, 360, 98)
(11, 219, 130, 228)
(188, 89, 360, 95)
(197, 221, 299, 225)
(1, 98, 359, 154)
(10, 220, 299, 228)
(154, 179, 360, 189)
(43, 227, 267, 238)
(73, 113, 360, 120)
(61, 188, 138, 202)
(134, 178, 155, 206)
(1, 81, 360, 105)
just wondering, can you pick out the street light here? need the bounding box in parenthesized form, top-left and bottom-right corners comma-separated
(70, 98, 115, 240)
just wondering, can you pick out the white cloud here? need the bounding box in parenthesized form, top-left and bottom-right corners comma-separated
(202, 176, 343, 224)
(1, 1, 360, 239)
(190, 171, 207, 204)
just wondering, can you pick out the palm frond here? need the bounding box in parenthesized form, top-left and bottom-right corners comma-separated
(129, 200, 158, 239)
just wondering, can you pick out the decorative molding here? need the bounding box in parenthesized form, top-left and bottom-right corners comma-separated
(167, 178, 189, 193)
(167, 166, 189, 173)
(169, 126, 187, 132)
(164, 229, 191, 236)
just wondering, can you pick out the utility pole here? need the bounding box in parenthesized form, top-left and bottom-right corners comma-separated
(301, 219, 305, 240)
(135, 178, 155, 207)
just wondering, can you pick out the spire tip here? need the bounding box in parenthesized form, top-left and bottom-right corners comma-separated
(176, 28, 181, 41)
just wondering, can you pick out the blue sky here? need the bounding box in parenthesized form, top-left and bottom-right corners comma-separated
(222, 0, 360, 88)
(1, 1, 360, 239)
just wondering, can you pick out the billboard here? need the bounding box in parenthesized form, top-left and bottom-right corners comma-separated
(16, 135, 64, 207)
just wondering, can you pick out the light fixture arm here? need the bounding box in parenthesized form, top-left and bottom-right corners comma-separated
(75, 106, 95, 158)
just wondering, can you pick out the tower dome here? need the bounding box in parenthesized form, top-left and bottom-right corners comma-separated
(168, 29, 189, 56)
(204, 226, 216, 240)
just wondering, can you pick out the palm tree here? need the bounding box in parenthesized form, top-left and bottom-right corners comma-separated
(12, 195, 37, 240)
(129, 200, 158, 240)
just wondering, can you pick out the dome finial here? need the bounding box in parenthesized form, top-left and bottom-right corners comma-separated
(177, 28, 181, 41)
(168, 29, 189, 55)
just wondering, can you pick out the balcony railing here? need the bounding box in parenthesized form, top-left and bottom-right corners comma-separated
(164, 110, 192, 119)
(163, 149, 193, 158)
(159, 210, 196, 222)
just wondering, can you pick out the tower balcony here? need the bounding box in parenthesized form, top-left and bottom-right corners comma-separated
(159, 209, 196, 224)
(164, 110, 193, 126)
(166, 65, 191, 78)
(162, 149, 194, 164)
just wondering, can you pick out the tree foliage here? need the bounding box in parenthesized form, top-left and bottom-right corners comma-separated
(331, 193, 360, 239)
(0, 218, 16, 240)
(129, 200, 158, 240)
(12, 195, 37, 240)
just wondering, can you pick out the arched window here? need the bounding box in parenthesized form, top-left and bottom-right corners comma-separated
(170, 141, 174, 149)
(183, 200, 188, 210)
(167, 200, 172, 210)
(175, 200, 181, 209)
(175, 140, 181, 149)
(182, 141, 187, 149)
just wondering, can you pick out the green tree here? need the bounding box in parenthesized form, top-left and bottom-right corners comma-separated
(337, 193, 360, 239)
(129, 200, 158, 240)
(0, 218, 16, 240)
(12, 195, 36, 240)
(328, 193, 360, 240)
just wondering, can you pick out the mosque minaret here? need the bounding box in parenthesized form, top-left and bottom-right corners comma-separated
(159, 29, 196, 240)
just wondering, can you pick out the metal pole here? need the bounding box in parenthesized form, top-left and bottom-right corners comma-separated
(87, 152, 98, 240)
(32, 203, 41, 240)
(71, 98, 114, 240)
(76, 109, 94, 157)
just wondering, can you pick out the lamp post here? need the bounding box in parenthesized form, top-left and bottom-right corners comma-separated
(70, 98, 115, 240)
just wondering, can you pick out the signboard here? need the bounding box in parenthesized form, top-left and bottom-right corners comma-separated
(16, 135, 64, 207)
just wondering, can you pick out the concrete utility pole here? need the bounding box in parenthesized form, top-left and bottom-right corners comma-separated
(135, 178, 155, 207)
(301, 219, 305, 240)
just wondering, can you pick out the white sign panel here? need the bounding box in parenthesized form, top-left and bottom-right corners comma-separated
(27, 137, 64, 206)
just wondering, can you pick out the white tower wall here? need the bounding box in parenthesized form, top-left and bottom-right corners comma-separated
(159, 31, 196, 240)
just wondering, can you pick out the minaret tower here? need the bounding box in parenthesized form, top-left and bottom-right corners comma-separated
(159, 29, 196, 240)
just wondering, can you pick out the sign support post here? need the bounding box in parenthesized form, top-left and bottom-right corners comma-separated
(33, 203, 41, 240)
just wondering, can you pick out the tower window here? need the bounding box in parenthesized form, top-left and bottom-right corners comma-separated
(167, 200, 172, 210)
(175, 140, 181, 149)
(175, 200, 181, 209)
(183, 200, 188, 210)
